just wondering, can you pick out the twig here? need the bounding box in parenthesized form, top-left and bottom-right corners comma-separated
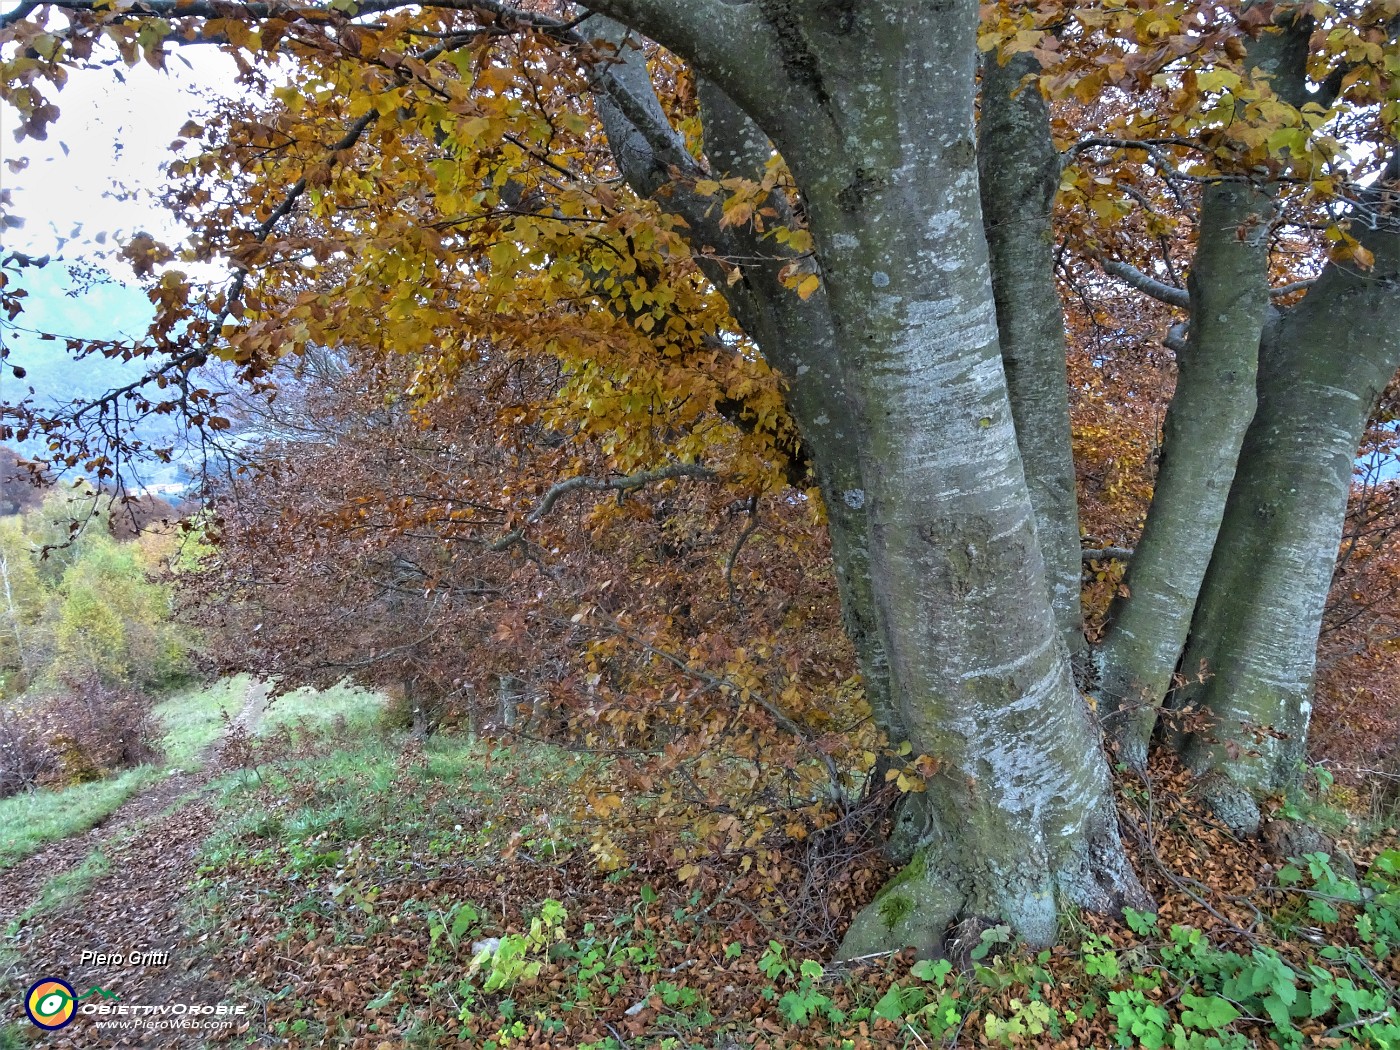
(1324, 1009, 1393, 1038)
(1083, 546, 1134, 563)
(603, 1020, 632, 1048)
(725, 494, 761, 607)
(492, 463, 719, 552)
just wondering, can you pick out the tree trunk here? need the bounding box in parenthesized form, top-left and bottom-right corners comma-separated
(754, 5, 1143, 953)
(1095, 183, 1273, 765)
(588, 20, 901, 749)
(978, 51, 1085, 659)
(1172, 208, 1400, 831)
(465, 682, 480, 742)
(498, 674, 520, 728)
(587, 0, 1147, 953)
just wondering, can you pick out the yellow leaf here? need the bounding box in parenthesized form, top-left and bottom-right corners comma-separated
(677, 863, 701, 881)
(795, 274, 821, 300)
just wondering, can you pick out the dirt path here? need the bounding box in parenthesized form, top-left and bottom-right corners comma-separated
(1, 680, 269, 1046)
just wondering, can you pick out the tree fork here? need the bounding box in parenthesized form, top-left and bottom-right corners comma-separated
(1171, 184, 1400, 830)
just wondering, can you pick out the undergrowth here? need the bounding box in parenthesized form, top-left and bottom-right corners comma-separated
(177, 720, 1400, 1049)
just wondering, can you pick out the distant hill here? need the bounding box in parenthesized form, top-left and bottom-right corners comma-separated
(0, 261, 198, 492)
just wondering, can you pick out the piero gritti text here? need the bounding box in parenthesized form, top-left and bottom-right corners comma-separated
(79, 949, 171, 967)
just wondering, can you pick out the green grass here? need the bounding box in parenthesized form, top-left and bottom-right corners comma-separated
(0, 765, 156, 869)
(152, 675, 253, 770)
(202, 730, 583, 875)
(0, 679, 385, 870)
(0, 1021, 33, 1048)
(258, 681, 385, 737)
(10, 847, 110, 925)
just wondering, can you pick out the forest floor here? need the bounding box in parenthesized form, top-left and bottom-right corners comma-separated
(1, 685, 1398, 1049)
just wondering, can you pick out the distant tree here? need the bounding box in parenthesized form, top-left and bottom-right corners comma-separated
(0, 447, 46, 517)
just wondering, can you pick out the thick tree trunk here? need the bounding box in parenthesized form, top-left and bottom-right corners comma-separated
(588, 0, 1147, 954)
(1094, 183, 1273, 765)
(763, 7, 1143, 953)
(1172, 213, 1400, 831)
(978, 51, 1085, 659)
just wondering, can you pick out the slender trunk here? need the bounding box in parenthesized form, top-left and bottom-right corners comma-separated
(1094, 183, 1273, 764)
(588, 21, 900, 748)
(1093, 13, 1312, 765)
(498, 674, 520, 728)
(465, 683, 480, 742)
(978, 51, 1085, 660)
(1172, 212, 1400, 831)
(0, 550, 28, 686)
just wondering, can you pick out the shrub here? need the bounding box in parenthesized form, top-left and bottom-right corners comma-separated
(0, 675, 161, 797)
(0, 699, 52, 796)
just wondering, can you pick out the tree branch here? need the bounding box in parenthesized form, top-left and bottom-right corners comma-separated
(577, 0, 765, 107)
(1098, 258, 1191, 309)
(1270, 278, 1315, 300)
(68, 111, 377, 424)
(724, 494, 760, 607)
(492, 463, 719, 551)
(1082, 546, 1134, 562)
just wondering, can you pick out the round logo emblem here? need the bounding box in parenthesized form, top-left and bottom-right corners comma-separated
(25, 977, 78, 1030)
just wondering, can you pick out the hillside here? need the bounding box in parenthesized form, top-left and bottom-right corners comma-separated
(2, 685, 1398, 1049)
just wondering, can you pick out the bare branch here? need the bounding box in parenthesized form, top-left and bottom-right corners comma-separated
(1098, 258, 1191, 309)
(1083, 546, 1134, 563)
(492, 463, 719, 551)
(724, 494, 760, 607)
(1270, 278, 1316, 300)
(65, 111, 377, 429)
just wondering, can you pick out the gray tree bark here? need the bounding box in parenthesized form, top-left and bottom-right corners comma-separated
(978, 51, 1085, 659)
(1095, 182, 1273, 766)
(1093, 13, 1310, 766)
(1172, 194, 1400, 832)
(587, 0, 1147, 954)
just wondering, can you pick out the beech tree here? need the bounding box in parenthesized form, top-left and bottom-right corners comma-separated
(1, 0, 1397, 959)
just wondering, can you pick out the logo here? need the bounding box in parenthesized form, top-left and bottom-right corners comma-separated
(24, 978, 119, 1030)
(25, 978, 77, 1030)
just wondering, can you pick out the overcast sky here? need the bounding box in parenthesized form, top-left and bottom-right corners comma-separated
(2, 48, 237, 268)
(0, 47, 239, 483)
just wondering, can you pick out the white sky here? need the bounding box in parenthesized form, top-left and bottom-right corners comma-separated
(0, 47, 238, 271)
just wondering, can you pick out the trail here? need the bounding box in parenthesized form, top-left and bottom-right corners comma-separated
(1, 680, 268, 1046)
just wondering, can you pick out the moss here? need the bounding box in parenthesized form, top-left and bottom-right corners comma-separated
(878, 892, 914, 930)
(876, 846, 928, 899)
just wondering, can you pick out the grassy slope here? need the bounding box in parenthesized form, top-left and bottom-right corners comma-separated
(154, 675, 252, 770)
(6, 685, 1400, 1048)
(0, 767, 156, 869)
(0, 678, 384, 869)
(0, 677, 245, 868)
(259, 681, 385, 737)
